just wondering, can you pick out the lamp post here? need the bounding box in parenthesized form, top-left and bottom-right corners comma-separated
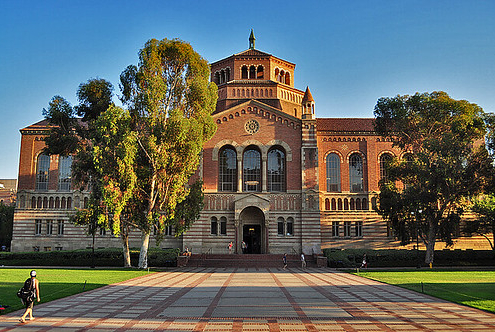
(416, 209, 422, 269)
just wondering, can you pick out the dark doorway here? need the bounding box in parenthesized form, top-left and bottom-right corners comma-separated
(243, 224, 261, 254)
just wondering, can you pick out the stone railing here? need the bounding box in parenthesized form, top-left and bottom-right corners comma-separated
(16, 190, 91, 210)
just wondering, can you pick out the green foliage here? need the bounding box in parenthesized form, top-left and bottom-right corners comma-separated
(75, 78, 114, 122)
(373, 91, 493, 263)
(0, 202, 14, 249)
(467, 194, 495, 250)
(323, 249, 494, 268)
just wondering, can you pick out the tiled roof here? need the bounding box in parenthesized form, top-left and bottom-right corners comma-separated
(20, 119, 52, 132)
(316, 118, 376, 132)
(235, 49, 271, 57)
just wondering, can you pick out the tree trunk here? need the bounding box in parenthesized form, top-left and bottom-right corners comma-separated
(138, 231, 150, 269)
(122, 232, 131, 268)
(424, 221, 436, 265)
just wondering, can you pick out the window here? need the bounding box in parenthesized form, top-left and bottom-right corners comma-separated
(332, 221, 340, 237)
(267, 147, 286, 192)
(36, 154, 50, 191)
(257, 65, 264, 79)
(326, 153, 341, 192)
(210, 217, 218, 235)
(57, 220, 64, 235)
(355, 221, 363, 237)
(379, 153, 393, 182)
(220, 217, 227, 235)
(35, 219, 42, 235)
(243, 148, 261, 192)
(249, 65, 256, 79)
(58, 156, 72, 191)
(165, 225, 173, 236)
(344, 221, 351, 237)
(277, 217, 284, 235)
(286, 217, 294, 236)
(46, 220, 53, 236)
(241, 66, 248, 79)
(100, 228, 106, 236)
(349, 153, 364, 192)
(219, 147, 237, 191)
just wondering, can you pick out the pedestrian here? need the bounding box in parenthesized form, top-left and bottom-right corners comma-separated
(20, 270, 40, 323)
(228, 241, 233, 254)
(241, 241, 247, 254)
(301, 253, 306, 269)
(360, 253, 368, 268)
(283, 253, 288, 270)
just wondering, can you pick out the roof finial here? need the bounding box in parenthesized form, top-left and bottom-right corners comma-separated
(249, 29, 256, 50)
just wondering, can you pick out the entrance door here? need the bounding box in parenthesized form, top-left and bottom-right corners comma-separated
(243, 224, 261, 254)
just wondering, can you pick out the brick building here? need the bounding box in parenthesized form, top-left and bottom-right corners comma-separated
(10, 33, 490, 253)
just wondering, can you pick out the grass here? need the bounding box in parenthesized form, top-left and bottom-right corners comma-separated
(354, 270, 495, 313)
(0, 268, 154, 315)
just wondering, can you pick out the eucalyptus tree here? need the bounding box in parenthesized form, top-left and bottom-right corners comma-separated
(374, 91, 492, 265)
(120, 38, 217, 268)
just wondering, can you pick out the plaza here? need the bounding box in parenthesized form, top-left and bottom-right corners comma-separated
(1, 267, 495, 331)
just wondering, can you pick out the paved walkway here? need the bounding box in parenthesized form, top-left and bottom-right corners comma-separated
(1, 267, 495, 331)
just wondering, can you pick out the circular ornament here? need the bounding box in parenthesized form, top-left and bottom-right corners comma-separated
(245, 119, 260, 134)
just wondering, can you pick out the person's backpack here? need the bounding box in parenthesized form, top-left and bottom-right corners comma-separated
(16, 278, 35, 302)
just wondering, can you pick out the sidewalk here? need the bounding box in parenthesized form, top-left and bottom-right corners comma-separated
(1, 267, 494, 331)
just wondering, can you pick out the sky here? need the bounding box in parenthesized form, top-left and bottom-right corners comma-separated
(1, 0, 494, 179)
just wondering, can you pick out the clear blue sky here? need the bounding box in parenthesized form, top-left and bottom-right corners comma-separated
(1, 0, 494, 179)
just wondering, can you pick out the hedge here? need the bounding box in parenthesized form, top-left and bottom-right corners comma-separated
(0, 248, 181, 267)
(323, 248, 495, 268)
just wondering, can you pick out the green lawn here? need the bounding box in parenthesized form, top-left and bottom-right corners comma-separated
(354, 270, 495, 313)
(0, 268, 154, 315)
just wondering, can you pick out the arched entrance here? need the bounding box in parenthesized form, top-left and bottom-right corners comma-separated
(239, 206, 265, 254)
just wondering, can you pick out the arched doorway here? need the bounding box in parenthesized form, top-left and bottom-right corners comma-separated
(239, 206, 265, 254)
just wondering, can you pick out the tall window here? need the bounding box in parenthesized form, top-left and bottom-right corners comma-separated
(243, 148, 261, 192)
(332, 221, 340, 237)
(58, 155, 72, 191)
(355, 221, 363, 237)
(241, 66, 248, 79)
(349, 153, 364, 192)
(344, 221, 351, 237)
(379, 153, 393, 182)
(57, 220, 64, 235)
(35, 219, 42, 235)
(326, 153, 341, 192)
(210, 217, 218, 235)
(277, 217, 284, 235)
(219, 147, 237, 191)
(220, 217, 227, 235)
(286, 217, 294, 236)
(267, 147, 286, 192)
(46, 220, 53, 236)
(36, 154, 50, 191)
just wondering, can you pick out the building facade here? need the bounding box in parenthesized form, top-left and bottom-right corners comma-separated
(10, 35, 490, 253)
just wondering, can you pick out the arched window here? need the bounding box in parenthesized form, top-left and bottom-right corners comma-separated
(241, 66, 248, 79)
(286, 217, 294, 236)
(243, 147, 261, 192)
(61, 197, 66, 209)
(55, 197, 60, 209)
(279, 70, 285, 83)
(58, 155, 72, 191)
(331, 198, 336, 210)
(274, 68, 279, 81)
(249, 66, 256, 79)
(36, 154, 50, 191)
(349, 153, 364, 192)
(214, 72, 220, 84)
(285, 72, 290, 85)
(226, 68, 230, 82)
(257, 65, 264, 79)
(267, 147, 286, 192)
(350, 198, 355, 210)
(326, 153, 341, 192)
(362, 198, 368, 210)
(277, 217, 284, 235)
(338, 198, 343, 210)
(356, 198, 361, 210)
(344, 198, 349, 210)
(219, 146, 237, 192)
(380, 153, 393, 182)
(220, 70, 226, 84)
(325, 198, 330, 210)
(210, 217, 218, 235)
(67, 197, 72, 209)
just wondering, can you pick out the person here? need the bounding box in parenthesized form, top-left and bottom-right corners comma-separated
(283, 253, 288, 270)
(20, 270, 40, 323)
(183, 247, 191, 257)
(228, 241, 233, 254)
(241, 241, 247, 254)
(301, 253, 306, 269)
(360, 253, 368, 268)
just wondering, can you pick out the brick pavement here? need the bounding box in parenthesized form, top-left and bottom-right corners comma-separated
(1, 267, 495, 331)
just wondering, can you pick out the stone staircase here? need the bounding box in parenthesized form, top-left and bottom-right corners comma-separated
(182, 253, 318, 268)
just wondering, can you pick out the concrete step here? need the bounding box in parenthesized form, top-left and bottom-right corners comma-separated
(185, 254, 315, 268)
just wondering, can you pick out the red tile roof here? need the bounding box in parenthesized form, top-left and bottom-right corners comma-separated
(316, 118, 376, 132)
